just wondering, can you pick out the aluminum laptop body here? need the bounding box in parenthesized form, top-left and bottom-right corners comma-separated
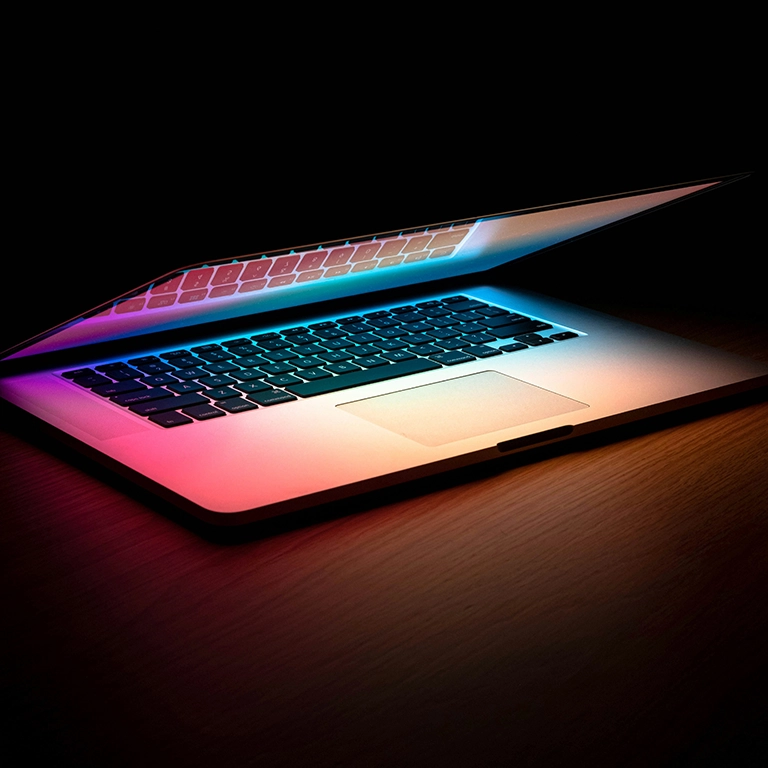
(1, 175, 765, 525)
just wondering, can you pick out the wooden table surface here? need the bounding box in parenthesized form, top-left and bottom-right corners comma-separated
(2, 294, 766, 767)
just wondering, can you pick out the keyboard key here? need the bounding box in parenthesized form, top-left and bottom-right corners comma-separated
(450, 312, 483, 323)
(129, 393, 209, 416)
(259, 362, 297, 376)
(112, 388, 171, 406)
(464, 345, 502, 358)
(202, 362, 240, 374)
(373, 339, 408, 351)
(167, 381, 206, 394)
(221, 338, 253, 348)
(347, 333, 380, 344)
(212, 264, 244, 285)
(247, 390, 299, 406)
(173, 367, 210, 380)
(292, 356, 325, 369)
(214, 398, 259, 414)
(92, 380, 148, 397)
(441, 299, 486, 312)
(337, 322, 370, 334)
(427, 328, 461, 340)
(181, 268, 214, 291)
(227, 345, 260, 358)
(268, 254, 301, 276)
(182, 403, 227, 420)
(460, 333, 496, 344)
(425, 317, 457, 329)
(73, 373, 113, 388)
(366, 316, 400, 329)
(348, 344, 380, 357)
(454, 323, 486, 334)
(283, 333, 317, 346)
(262, 349, 298, 362)
(478, 314, 519, 329)
(318, 350, 354, 363)
(127, 355, 163, 367)
(419, 307, 452, 318)
(135, 361, 175, 375)
(308, 321, 337, 330)
(354, 356, 390, 368)
(234, 381, 273, 394)
(325, 362, 362, 375)
(258, 338, 293, 351)
(514, 333, 554, 346)
(235, 356, 270, 369)
(372, 328, 405, 340)
(434, 338, 468, 350)
(229, 369, 264, 382)
(264, 374, 304, 387)
(297, 368, 333, 381)
(96, 362, 135, 372)
(401, 322, 432, 333)
(312, 327, 346, 340)
(195, 349, 235, 363)
(408, 344, 443, 356)
(149, 411, 194, 428)
(167, 356, 204, 368)
(140, 373, 179, 387)
(318, 338, 356, 350)
(475, 306, 510, 317)
(487, 320, 553, 339)
(401, 333, 434, 345)
(429, 350, 476, 366)
(390, 305, 418, 314)
(198, 374, 237, 387)
(292, 344, 326, 356)
(191, 344, 223, 354)
(105, 367, 143, 381)
(205, 387, 242, 400)
(381, 350, 416, 362)
(62, 367, 96, 379)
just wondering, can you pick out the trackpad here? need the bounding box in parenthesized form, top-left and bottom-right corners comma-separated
(338, 371, 588, 447)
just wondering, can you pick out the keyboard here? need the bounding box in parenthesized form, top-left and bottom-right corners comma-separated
(62, 296, 580, 428)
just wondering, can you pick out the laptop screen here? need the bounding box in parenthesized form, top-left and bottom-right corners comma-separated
(3, 180, 721, 361)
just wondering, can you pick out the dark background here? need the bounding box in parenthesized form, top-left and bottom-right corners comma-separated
(3, 26, 761, 355)
(3, 61, 765, 766)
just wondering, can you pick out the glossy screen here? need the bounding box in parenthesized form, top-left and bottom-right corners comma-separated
(6, 182, 717, 360)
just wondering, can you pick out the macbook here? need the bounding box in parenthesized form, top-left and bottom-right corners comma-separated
(1, 174, 765, 524)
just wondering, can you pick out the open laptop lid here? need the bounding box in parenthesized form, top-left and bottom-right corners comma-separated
(1, 174, 746, 365)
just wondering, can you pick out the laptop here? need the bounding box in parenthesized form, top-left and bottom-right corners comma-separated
(2, 174, 765, 525)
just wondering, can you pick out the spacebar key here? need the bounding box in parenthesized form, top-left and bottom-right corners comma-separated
(284, 358, 442, 398)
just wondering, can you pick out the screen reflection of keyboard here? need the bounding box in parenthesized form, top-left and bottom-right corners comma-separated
(62, 296, 578, 428)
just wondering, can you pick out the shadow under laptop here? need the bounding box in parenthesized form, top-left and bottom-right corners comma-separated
(3, 384, 766, 546)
